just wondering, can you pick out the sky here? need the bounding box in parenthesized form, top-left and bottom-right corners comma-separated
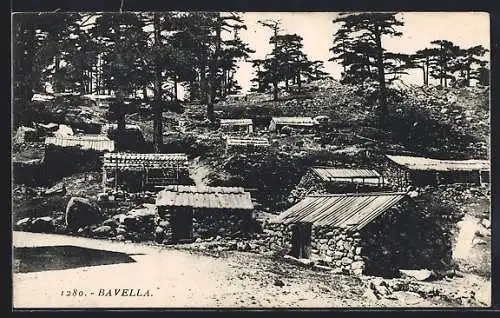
(232, 12, 490, 93)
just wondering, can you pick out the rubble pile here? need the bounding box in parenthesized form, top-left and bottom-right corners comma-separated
(364, 275, 484, 306)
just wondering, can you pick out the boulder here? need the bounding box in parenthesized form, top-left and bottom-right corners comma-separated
(44, 182, 66, 196)
(274, 279, 285, 287)
(54, 124, 74, 137)
(91, 225, 115, 237)
(65, 197, 102, 231)
(341, 257, 353, 266)
(30, 216, 55, 233)
(102, 218, 120, 228)
(115, 234, 127, 241)
(16, 218, 32, 231)
(154, 226, 166, 243)
(14, 126, 38, 144)
(399, 269, 435, 281)
(116, 226, 127, 235)
(351, 261, 364, 270)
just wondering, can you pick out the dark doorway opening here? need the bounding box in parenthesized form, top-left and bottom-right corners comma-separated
(171, 209, 194, 243)
(290, 222, 312, 259)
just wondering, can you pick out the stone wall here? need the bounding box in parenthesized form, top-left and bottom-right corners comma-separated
(310, 226, 365, 275)
(156, 207, 252, 243)
(261, 222, 365, 275)
(192, 209, 252, 239)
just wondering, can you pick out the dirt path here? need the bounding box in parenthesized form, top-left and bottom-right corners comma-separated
(12, 231, 488, 308)
(12, 231, 354, 308)
(453, 214, 481, 260)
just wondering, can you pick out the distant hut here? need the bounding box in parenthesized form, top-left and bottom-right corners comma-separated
(385, 155, 490, 189)
(102, 153, 189, 192)
(43, 135, 115, 178)
(45, 135, 115, 152)
(156, 185, 255, 243)
(225, 136, 270, 153)
(268, 117, 316, 133)
(220, 119, 254, 134)
(101, 123, 145, 151)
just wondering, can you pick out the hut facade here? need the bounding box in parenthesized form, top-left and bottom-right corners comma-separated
(268, 117, 316, 133)
(385, 155, 490, 189)
(102, 153, 189, 192)
(220, 119, 254, 134)
(156, 185, 254, 243)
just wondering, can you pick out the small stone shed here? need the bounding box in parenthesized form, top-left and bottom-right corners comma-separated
(268, 117, 316, 133)
(156, 185, 254, 243)
(220, 119, 254, 134)
(226, 136, 270, 153)
(102, 153, 189, 191)
(267, 192, 410, 275)
(289, 167, 387, 203)
(385, 155, 490, 189)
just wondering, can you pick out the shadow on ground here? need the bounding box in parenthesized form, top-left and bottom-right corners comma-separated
(13, 245, 138, 273)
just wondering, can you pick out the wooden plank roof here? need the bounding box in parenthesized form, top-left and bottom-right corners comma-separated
(156, 185, 254, 210)
(103, 153, 188, 170)
(386, 155, 490, 172)
(45, 135, 115, 152)
(271, 117, 316, 126)
(271, 192, 407, 231)
(311, 167, 381, 180)
(220, 119, 253, 126)
(226, 137, 270, 147)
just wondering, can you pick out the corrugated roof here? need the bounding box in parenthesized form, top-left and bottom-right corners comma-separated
(220, 119, 253, 126)
(272, 192, 407, 231)
(45, 135, 115, 152)
(103, 153, 188, 170)
(227, 137, 270, 147)
(271, 117, 316, 126)
(311, 167, 381, 181)
(387, 155, 490, 172)
(156, 185, 254, 210)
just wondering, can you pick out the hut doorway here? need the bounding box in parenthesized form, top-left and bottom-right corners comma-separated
(290, 223, 312, 259)
(171, 208, 193, 243)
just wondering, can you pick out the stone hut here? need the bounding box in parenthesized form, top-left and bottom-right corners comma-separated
(155, 185, 254, 243)
(288, 167, 389, 204)
(268, 117, 316, 133)
(225, 136, 270, 153)
(267, 192, 435, 276)
(384, 154, 490, 190)
(220, 119, 254, 134)
(102, 153, 189, 192)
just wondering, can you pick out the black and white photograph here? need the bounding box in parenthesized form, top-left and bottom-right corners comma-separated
(11, 11, 491, 308)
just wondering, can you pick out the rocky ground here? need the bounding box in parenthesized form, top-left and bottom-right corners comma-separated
(13, 231, 490, 308)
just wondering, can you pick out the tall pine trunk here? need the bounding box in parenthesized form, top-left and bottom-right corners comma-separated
(207, 15, 221, 122)
(297, 71, 301, 92)
(200, 64, 208, 104)
(374, 27, 388, 125)
(425, 57, 429, 86)
(152, 13, 163, 153)
(173, 76, 178, 101)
